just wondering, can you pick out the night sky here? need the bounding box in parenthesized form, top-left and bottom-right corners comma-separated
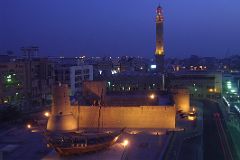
(1, 0, 240, 58)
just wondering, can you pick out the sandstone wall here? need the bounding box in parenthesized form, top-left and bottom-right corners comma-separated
(172, 89, 190, 113)
(51, 84, 71, 115)
(83, 81, 106, 97)
(71, 106, 176, 129)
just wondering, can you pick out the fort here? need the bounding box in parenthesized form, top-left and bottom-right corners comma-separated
(47, 82, 189, 131)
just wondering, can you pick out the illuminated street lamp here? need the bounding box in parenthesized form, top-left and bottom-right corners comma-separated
(149, 94, 156, 100)
(121, 139, 129, 159)
(122, 139, 129, 147)
(26, 124, 32, 129)
(44, 111, 50, 117)
(209, 88, 214, 92)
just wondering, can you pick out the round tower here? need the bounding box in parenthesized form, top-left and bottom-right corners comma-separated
(172, 89, 190, 113)
(47, 83, 77, 132)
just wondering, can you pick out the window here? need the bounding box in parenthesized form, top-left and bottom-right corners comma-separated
(84, 75, 90, 80)
(75, 76, 82, 81)
(75, 82, 82, 88)
(65, 70, 69, 74)
(65, 76, 70, 81)
(75, 70, 82, 75)
(83, 69, 89, 74)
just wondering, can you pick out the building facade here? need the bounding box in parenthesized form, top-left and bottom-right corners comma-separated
(105, 72, 164, 93)
(70, 65, 93, 95)
(55, 64, 93, 96)
(0, 58, 55, 110)
(170, 72, 222, 99)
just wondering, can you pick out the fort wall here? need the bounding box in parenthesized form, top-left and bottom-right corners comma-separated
(71, 105, 176, 129)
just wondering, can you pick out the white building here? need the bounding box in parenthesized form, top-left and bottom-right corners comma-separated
(69, 65, 93, 96)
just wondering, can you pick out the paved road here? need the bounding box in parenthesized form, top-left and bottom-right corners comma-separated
(178, 134, 201, 160)
(202, 100, 237, 160)
(214, 113, 233, 160)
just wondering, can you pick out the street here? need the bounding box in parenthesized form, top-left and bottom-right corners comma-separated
(201, 100, 237, 160)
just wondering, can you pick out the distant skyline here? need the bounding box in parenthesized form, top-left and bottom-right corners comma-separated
(1, 0, 240, 58)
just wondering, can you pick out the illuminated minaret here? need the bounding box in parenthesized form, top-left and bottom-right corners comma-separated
(155, 5, 164, 73)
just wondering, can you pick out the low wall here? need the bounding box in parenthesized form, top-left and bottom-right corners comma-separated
(71, 106, 176, 129)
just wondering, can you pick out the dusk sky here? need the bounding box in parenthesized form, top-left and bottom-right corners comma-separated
(1, 0, 240, 58)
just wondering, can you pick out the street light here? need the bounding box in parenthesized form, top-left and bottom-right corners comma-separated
(26, 124, 32, 129)
(122, 139, 129, 147)
(44, 111, 50, 117)
(209, 88, 214, 92)
(149, 94, 155, 100)
(121, 139, 129, 160)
